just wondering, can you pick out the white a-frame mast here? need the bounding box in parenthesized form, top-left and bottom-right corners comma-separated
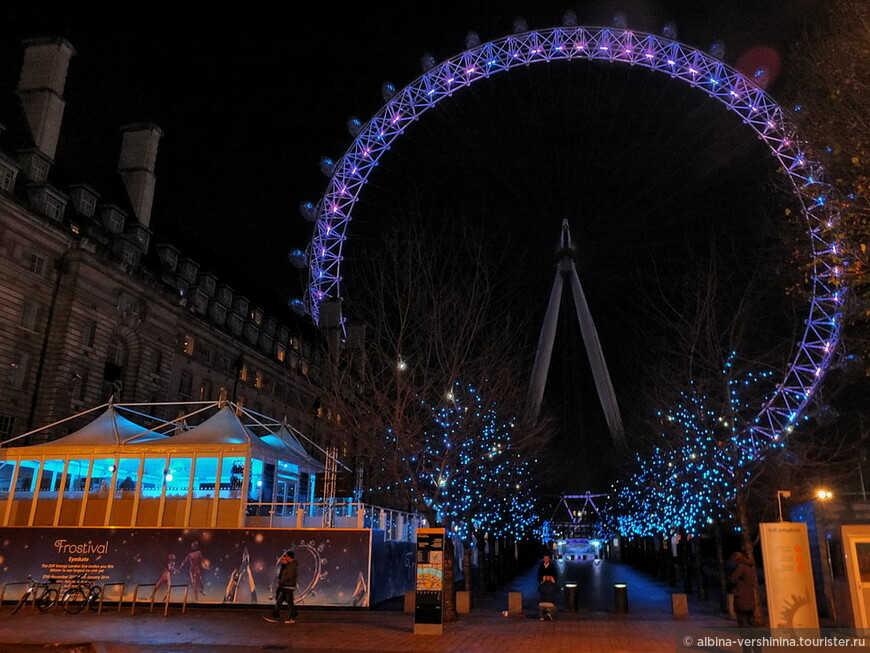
(528, 219, 627, 455)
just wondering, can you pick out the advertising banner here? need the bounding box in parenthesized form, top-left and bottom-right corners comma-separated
(760, 522, 820, 628)
(0, 527, 373, 607)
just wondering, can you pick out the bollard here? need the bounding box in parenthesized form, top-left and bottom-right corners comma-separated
(508, 591, 523, 616)
(564, 583, 578, 611)
(671, 593, 688, 619)
(614, 583, 628, 613)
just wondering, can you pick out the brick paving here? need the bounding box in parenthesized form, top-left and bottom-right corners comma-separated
(0, 560, 738, 653)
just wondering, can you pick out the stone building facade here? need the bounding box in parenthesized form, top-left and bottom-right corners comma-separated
(0, 37, 336, 447)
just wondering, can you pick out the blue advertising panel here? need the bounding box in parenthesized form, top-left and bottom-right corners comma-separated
(0, 527, 373, 607)
(369, 533, 415, 606)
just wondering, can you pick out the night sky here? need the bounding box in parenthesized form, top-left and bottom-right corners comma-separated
(2, 1, 825, 493)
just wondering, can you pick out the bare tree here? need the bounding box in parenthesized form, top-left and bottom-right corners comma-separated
(321, 214, 554, 620)
(783, 0, 870, 360)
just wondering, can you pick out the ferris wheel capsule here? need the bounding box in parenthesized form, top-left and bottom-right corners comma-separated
(562, 10, 578, 27)
(288, 298, 307, 316)
(381, 82, 397, 101)
(319, 156, 336, 177)
(347, 116, 363, 136)
(611, 12, 627, 29)
(512, 17, 528, 34)
(287, 249, 308, 269)
(662, 21, 678, 39)
(709, 41, 726, 60)
(465, 31, 480, 49)
(299, 200, 317, 222)
(421, 52, 436, 71)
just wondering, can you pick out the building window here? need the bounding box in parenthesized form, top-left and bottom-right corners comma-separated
(218, 386, 229, 402)
(81, 320, 96, 348)
(249, 308, 264, 326)
(102, 336, 126, 401)
(254, 371, 264, 389)
(117, 293, 142, 319)
(134, 228, 150, 250)
(29, 187, 67, 221)
(210, 303, 226, 325)
(275, 344, 286, 362)
(76, 192, 96, 216)
(227, 312, 243, 335)
(104, 209, 125, 233)
(71, 366, 88, 402)
(0, 414, 14, 439)
(289, 336, 301, 352)
(121, 245, 139, 267)
(157, 244, 179, 270)
(199, 379, 212, 401)
(29, 156, 49, 181)
(18, 300, 40, 331)
(178, 370, 193, 397)
(8, 351, 28, 389)
(197, 341, 213, 364)
(182, 334, 195, 356)
(200, 275, 216, 295)
(0, 160, 18, 191)
(151, 348, 163, 374)
(216, 286, 233, 305)
(107, 336, 125, 367)
(26, 252, 46, 277)
(179, 260, 198, 283)
(239, 365, 249, 382)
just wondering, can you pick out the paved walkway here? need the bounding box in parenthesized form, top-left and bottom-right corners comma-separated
(0, 559, 741, 653)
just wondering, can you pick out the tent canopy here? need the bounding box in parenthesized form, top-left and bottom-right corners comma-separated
(29, 406, 167, 447)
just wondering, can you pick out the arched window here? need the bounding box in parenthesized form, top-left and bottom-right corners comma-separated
(102, 335, 127, 400)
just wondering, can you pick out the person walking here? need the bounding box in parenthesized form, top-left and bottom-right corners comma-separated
(537, 554, 559, 621)
(729, 551, 761, 653)
(264, 550, 298, 624)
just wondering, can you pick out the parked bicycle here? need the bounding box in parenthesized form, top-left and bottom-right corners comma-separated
(61, 572, 102, 614)
(11, 575, 61, 614)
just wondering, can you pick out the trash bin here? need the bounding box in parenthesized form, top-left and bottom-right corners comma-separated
(564, 583, 577, 611)
(614, 583, 628, 613)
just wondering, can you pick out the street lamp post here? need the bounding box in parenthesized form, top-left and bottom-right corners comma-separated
(776, 490, 791, 522)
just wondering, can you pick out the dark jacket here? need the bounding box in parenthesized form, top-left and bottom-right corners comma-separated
(729, 556, 758, 613)
(278, 558, 298, 589)
(537, 560, 558, 585)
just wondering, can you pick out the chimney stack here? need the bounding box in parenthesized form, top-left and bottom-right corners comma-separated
(118, 122, 162, 227)
(17, 37, 76, 160)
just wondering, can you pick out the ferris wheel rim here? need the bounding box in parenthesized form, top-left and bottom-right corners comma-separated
(306, 24, 846, 446)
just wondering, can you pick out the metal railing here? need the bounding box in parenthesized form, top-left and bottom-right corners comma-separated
(242, 500, 423, 541)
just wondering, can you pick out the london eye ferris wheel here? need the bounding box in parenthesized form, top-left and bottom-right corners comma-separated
(293, 14, 845, 458)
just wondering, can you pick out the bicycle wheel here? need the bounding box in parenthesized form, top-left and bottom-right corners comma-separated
(11, 588, 33, 615)
(62, 587, 87, 614)
(87, 586, 102, 612)
(36, 587, 58, 612)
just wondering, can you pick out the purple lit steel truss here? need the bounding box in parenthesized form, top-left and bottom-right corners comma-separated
(306, 25, 845, 447)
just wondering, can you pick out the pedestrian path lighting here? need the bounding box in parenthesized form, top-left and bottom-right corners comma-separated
(816, 489, 833, 500)
(564, 583, 578, 611)
(614, 583, 628, 613)
(776, 490, 791, 522)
